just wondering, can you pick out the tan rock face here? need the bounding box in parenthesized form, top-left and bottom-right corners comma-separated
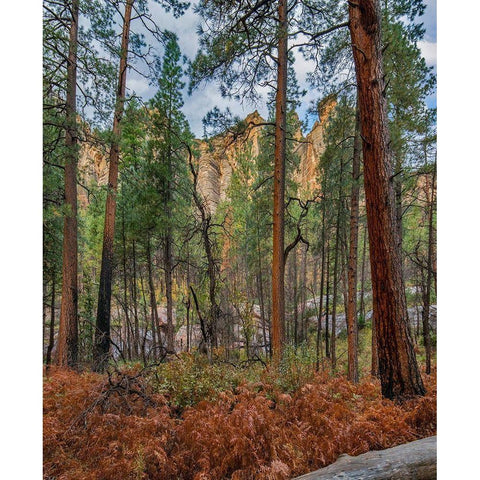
(78, 140, 109, 207)
(195, 110, 264, 214)
(76, 98, 336, 211)
(195, 100, 335, 214)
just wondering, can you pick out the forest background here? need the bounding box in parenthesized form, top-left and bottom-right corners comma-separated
(0, 0, 477, 477)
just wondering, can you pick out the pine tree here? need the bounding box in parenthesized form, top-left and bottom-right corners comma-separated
(147, 33, 192, 354)
(56, 0, 80, 368)
(348, 0, 425, 399)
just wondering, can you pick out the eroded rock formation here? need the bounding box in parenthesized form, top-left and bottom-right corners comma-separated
(76, 98, 337, 212)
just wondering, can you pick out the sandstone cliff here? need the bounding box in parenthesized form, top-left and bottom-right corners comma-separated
(77, 98, 336, 210)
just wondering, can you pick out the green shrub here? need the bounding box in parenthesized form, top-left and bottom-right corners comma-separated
(148, 353, 246, 410)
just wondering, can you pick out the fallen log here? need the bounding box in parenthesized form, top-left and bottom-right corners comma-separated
(292, 436, 436, 480)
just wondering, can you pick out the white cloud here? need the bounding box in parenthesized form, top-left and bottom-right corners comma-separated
(418, 40, 437, 67)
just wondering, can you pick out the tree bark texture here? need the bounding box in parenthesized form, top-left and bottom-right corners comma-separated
(164, 231, 175, 353)
(46, 272, 57, 366)
(422, 165, 436, 375)
(146, 237, 161, 356)
(346, 106, 361, 383)
(330, 159, 344, 370)
(271, 0, 288, 365)
(57, 0, 79, 368)
(94, 0, 134, 371)
(325, 249, 330, 359)
(293, 436, 436, 480)
(348, 0, 425, 399)
(316, 204, 326, 371)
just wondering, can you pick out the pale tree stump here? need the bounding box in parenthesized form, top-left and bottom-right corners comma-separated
(293, 436, 436, 479)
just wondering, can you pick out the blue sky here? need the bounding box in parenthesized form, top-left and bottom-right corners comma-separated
(131, 0, 437, 137)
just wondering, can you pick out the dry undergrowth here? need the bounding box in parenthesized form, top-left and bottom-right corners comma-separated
(43, 365, 436, 480)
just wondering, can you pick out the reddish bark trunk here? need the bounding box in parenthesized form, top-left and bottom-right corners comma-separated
(346, 106, 361, 383)
(348, 0, 425, 399)
(271, 0, 288, 364)
(57, 0, 79, 368)
(94, 0, 134, 371)
(46, 272, 57, 367)
(423, 166, 436, 375)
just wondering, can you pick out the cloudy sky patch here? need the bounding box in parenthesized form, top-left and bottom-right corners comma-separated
(128, 1, 436, 138)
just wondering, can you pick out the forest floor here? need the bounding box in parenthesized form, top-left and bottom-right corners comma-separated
(44, 331, 436, 480)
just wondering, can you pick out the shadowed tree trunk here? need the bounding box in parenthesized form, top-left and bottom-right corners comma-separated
(94, 0, 134, 371)
(348, 0, 425, 399)
(422, 165, 436, 375)
(316, 204, 326, 371)
(56, 0, 79, 368)
(271, 0, 288, 365)
(121, 210, 132, 360)
(325, 246, 330, 359)
(359, 223, 368, 324)
(46, 271, 57, 366)
(164, 230, 175, 353)
(131, 240, 140, 357)
(292, 249, 299, 347)
(346, 106, 361, 383)
(330, 157, 344, 370)
(146, 236, 161, 358)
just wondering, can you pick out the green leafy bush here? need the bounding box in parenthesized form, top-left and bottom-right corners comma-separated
(148, 353, 246, 410)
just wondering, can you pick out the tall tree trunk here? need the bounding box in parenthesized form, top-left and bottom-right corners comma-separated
(131, 240, 140, 357)
(121, 210, 132, 360)
(94, 0, 134, 371)
(271, 0, 288, 364)
(330, 215, 340, 370)
(346, 106, 361, 383)
(348, 0, 425, 399)
(316, 204, 326, 371)
(255, 213, 269, 357)
(164, 231, 175, 353)
(325, 246, 330, 359)
(146, 236, 161, 358)
(423, 165, 436, 375)
(139, 268, 149, 364)
(46, 271, 57, 367)
(293, 249, 299, 348)
(57, 0, 79, 368)
(203, 220, 219, 355)
(359, 223, 368, 324)
(331, 158, 344, 371)
(300, 242, 308, 343)
(394, 156, 403, 252)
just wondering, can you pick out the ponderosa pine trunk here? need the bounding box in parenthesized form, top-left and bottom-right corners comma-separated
(146, 236, 161, 357)
(325, 247, 330, 359)
(121, 210, 132, 360)
(164, 230, 175, 353)
(94, 0, 134, 371)
(254, 211, 269, 357)
(46, 270, 57, 367)
(271, 0, 288, 364)
(131, 240, 140, 357)
(346, 106, 361, 383)
(56, 0, 79, 368)
(348, 0, 425, 399)
(300, 242, 308, 343)
(330, 158, 344, 370)
(359, 223, 368, 324)
(316, 204, 326, 371)
(292, 249, 299, 347)
(422, 165, 436, 375)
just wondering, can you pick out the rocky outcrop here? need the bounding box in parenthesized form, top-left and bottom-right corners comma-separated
(196, 110, 264, 214)
(78, 139, 109, 207)
(76, 98, 337, 212)
(195, 98, 336, 214)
